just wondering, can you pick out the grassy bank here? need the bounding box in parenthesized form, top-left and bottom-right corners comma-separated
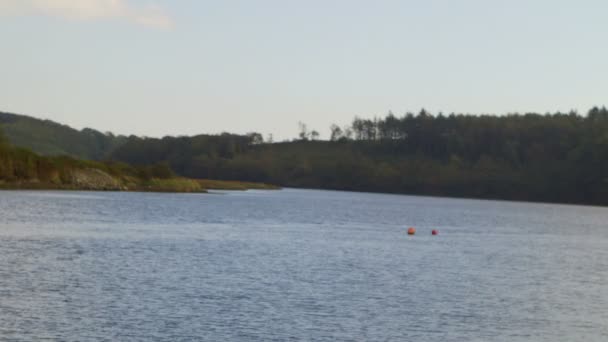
(134, 178, 279, 192)
(197, 179, 280, 191)
(0, 173, 280, 193)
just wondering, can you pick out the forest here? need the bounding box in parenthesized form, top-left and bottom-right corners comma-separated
(2, 107, 608, 204)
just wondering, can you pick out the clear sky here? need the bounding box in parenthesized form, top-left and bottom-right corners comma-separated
(1, 0, 606, 140)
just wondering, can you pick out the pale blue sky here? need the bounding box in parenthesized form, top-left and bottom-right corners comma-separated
(1, 0, 606, 139)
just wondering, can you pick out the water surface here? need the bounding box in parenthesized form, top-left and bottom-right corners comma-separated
(0, 189, 607, 341)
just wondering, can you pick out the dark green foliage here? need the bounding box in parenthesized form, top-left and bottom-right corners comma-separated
(110, 134, 257, 175)
(106, 106, 608, 205)
(0, 127, 5, 146)
(136, 162, 175, 180)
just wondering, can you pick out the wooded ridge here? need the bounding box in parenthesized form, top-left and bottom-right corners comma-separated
(2, 107, 608, 204)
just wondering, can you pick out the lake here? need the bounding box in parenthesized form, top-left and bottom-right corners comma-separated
(0, 189, 607, 341)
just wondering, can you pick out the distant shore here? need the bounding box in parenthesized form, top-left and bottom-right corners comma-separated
(0, 176, 280, 193)
(0, 139, 279, 193)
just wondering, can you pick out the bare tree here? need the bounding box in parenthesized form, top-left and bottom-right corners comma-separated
(298, 122, 309, 141)
(330, 124, 343, 141)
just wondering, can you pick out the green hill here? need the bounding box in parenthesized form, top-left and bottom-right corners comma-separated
(0, 111, 126, 159)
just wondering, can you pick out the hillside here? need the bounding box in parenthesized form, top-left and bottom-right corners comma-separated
(0, 111, 125, 159)
(0, 129, 277, 192)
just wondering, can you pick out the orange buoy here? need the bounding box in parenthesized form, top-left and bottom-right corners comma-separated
(407, 227, 416, 235)
(432, 229, 438, 236)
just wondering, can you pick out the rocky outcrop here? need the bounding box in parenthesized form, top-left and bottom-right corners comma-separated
(68, 168, 125, 190)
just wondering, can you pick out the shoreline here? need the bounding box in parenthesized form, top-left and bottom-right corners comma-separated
(0, 178, 280, 193)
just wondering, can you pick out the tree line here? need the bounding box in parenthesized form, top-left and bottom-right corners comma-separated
(104, 106, 608, 205)
(3, 107, 608, 205)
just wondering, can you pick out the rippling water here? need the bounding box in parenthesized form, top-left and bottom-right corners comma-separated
(0, 189, 607, 341)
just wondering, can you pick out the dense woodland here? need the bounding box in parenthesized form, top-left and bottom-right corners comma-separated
(2, 107, 608, 204)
